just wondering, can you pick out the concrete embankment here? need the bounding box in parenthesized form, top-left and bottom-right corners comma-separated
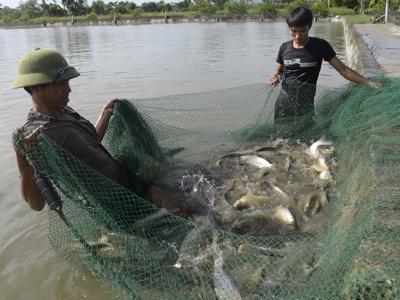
(354, 23, 400, 76)
(343, 20, 382, 77)
(344, 21, 400, 77)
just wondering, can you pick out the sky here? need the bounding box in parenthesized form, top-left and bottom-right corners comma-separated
(1, 0, 170, 8)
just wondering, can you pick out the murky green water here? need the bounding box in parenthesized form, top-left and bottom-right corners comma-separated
(0, 21, 346, 299)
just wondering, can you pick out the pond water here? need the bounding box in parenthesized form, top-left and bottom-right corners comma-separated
(0, 21, 346, 299)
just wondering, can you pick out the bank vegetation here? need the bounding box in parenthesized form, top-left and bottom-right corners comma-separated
(0, 0, 398, 26)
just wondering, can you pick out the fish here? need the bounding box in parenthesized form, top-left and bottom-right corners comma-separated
(96, 245, 127, 261)
(232, 206, 296, 235)
(134, 208, 169, 227)
(297, 189, 328, 218)
(311, 156, 330, 173)
(283, 156, 292, 171)
(220, 145, 281, 159)
(319, 170, 332, 181)
(252, 167, 271, 181)
(309, 136, 333, 158)
(213, 236, 242, 300)
(182, 137, 335, 235)
(266, 179, 295, 206)
(233, 191, 270, 210)
(173, 226, 207, 269)
(229, 262, 267, 292)
(63, 229, 130, 262)
(223, 180, 248, 206)
(271, 205, 297, 230)
(211, 194, 240, 227)
(240, 155, 273, 168)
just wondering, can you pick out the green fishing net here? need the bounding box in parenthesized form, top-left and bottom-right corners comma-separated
(13, 77, 400, 299)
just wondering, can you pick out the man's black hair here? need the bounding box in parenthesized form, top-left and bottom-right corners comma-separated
(24, 87, 32, 95)
(287, 7, 313, 29)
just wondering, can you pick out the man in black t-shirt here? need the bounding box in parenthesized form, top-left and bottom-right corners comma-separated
(268, 7, 381, 120)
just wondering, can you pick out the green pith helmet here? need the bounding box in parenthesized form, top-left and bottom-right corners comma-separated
(12, 48, 80, 89)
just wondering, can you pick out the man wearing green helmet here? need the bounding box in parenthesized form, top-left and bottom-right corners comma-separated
(12, 48, 191, 217)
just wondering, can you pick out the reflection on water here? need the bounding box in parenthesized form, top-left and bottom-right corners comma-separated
(0, 21, 346, 299)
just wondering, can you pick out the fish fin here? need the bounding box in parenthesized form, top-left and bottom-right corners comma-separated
(164, 146, 185, 157)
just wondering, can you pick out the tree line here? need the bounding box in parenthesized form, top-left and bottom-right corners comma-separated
(0, 0, 398, 25)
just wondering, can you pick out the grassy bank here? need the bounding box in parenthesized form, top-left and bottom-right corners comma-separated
(344, 14, 371, 24)
(0, 7, 377, 27)
(1, 12, 280, 27)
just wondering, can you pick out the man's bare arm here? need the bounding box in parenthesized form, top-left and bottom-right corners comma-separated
(13, 143, 45, 211)
(329, 56, 381, 89)
(95, 99, 119, 141)
(268, 63, 283, 85)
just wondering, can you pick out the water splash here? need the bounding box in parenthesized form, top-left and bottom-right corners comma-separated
(179, 172, 216, 207)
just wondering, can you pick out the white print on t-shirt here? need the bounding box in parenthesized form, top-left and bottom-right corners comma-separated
(283, 58, 318, 68)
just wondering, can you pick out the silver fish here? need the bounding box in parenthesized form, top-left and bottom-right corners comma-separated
(232, 206, 296, 235)
(240, 155, 273, 168)
(252, 167, 272, 181)
(134, 208, 169, 227)
(309, 136, 333, 158)
(298, 189, 328, 218)
(63, 229, 129, 262)
(272, 205, 296, 230)
(233, 191, 270, 210)
(174, 226, 206, 269)
(311, 156, 329, 173)
(213, 237, 242, 300)
(184, 137, 336, 235)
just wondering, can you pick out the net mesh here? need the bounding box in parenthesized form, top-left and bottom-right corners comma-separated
(14, 77, 400, 299)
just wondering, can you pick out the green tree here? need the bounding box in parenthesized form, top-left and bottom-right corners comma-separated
(92, 0, 106, 14)
(368, 0, 384, 11)
(174, 0, 191, 11)
(0, 6, 23, 23)
(224, 0, 247, 16)
(130, 7, 141, 17)
(191, 0, 217, 15)
(141, 2, 161, 12)
(72, 0, 89, 15)
(62, 0, 74, 13)
(256, 2, 277, 17)
(213, 0, 228, 10)
(287, 0, 308, 12)
(18, 0, 41, 18)
(165, 3, 173, 11)
(311, 1, 329, 16)
(113, 1, 137, 14)
(157, 0, 166, 11)
(336, 0, 358, 9)
(104, 2, 115, 14)
(86, 11, 98, 19)
(392, 0, 400, 10)
(41, 0, 67, 17)
(62, 0, 89, 16)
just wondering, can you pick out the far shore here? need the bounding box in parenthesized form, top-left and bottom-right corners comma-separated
(2, 16, 279, 29)
(1, 15, 340, 29)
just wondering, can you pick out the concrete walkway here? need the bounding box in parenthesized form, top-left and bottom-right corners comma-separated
(355, 24, 400, 76)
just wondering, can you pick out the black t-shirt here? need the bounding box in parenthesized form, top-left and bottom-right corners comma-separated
(276, 37, 336, 89)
